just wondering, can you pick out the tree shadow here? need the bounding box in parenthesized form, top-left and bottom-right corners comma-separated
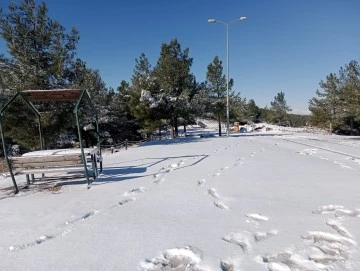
(140, 136, 210, 147)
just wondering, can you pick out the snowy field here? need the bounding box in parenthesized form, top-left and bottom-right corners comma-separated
(0, 124, 359, 271)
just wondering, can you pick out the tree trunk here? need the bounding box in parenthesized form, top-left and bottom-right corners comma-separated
(174, 117, 178, 137)
(329, 121, 332, 135)
(159, 123, 162, 137)
(218, 115, 222, 136)
(183, 125, 186, 133)
(170, 118, 175, 139)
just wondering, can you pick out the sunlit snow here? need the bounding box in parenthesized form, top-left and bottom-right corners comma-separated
(0, 121, 359, 270)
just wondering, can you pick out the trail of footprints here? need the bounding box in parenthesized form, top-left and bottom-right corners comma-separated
(7, 158, 187, 252)
(153, 160, 185, 184)
(297, 147, 360, 170)
(195, 140, 359, 271)
(261, 204, 359, 271)
(139, 142, 358, 270)
(199, 142, 270, 211)
(7, 142, 271, 254)
(221, 213, 276, 255)
(218, 204, 359, 271)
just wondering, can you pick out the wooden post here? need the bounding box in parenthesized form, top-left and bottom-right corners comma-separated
(125, 139, 128, 150)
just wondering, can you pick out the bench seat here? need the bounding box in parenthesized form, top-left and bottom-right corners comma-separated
(9, 154, 95, 185)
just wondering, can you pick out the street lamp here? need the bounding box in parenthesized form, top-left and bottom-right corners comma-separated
(208, 17, 247, 136)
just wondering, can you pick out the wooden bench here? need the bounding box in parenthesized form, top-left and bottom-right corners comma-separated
(9, 154, 96, 186)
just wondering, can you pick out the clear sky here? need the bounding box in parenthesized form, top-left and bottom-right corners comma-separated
(1, 0, 359, 114)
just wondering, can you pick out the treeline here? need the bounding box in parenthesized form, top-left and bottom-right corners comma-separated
(309, 60, 360, 134)
(1, 0, 305, 150)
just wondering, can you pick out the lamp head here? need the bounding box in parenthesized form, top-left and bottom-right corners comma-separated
(208, 19, 216, 23)
(239, 17, 247, 21)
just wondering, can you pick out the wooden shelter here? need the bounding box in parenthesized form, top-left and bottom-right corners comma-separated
(0, 89, 102, 193)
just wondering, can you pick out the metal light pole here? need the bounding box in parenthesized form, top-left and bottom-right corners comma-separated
(208, 17, 247, 136)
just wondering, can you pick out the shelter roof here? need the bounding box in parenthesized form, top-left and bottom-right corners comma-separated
(21, 89, 82, 102)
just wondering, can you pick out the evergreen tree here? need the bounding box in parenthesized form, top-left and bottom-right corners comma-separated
(206, 56, 233, 136)
(0, 0, 79, 90)
(128, 53, 164, 136)
(245, 99, 261, 123)
(339, 60, 360, 131)
(104, 80, 140, 143)
(153, 39, 195, 137)
(0, 0, 81, 148)
(309, 73, 342, 131)
(270, 91, 291, 125)
(229, 92, 246, 124)
(69, 59, 108, 108)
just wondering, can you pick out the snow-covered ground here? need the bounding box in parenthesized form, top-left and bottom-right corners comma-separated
(0, 123, 359, 271)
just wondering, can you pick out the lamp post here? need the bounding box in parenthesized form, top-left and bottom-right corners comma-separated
(208, 17, 247, 136)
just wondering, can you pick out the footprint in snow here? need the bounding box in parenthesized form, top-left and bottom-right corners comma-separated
(124, 187, 147, 196)
(312, 204, 360, 217)
(211, 172, 221, 177)
(138, 245, 203, 271)
(197, 179, 206, 186)
(220, 259, 236, 271)
(214, 201, 229, 210)
(254, 230, 278, 241)
(334, 161, 352, 169)
(9, 234, 55, 251)
(65, 210, 99, 225)
(154, 178, 165, 184)
(302, 231, 356, 246)
(302, 230, 356, 266)
(207, 188, 220, 199)
(222, 231, 252, 253)
(263, 251, 325, 271)
(326, 219, 353, 238)
(119, 197, 136, 206)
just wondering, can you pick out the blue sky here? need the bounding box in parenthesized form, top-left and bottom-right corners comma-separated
(1, 0, 359, 113)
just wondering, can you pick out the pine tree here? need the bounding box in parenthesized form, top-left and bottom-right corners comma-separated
(206, 56, 233, 136)
(339, 60, 360, 131)
(0, 0, 79, 90)
(246, 99, 261, 123)
(153, 39, 194, 137)
(270, 91, 291, 125)
(128, 53, 164, 136)
(309, 73, 342, 132)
